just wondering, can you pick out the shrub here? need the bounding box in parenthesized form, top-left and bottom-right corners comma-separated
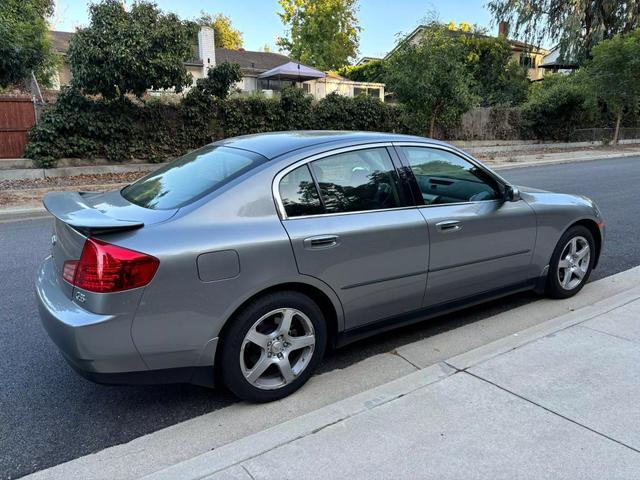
(26, 88, 413, 168)
(195, 62, 243, 99)
(312, 92, 401, 132)
(279, 87, 314, 130)
(520, 75, 595, 140)
(26, 87, 190, 167)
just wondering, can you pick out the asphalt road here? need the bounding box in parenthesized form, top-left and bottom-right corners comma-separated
(1, 156, 639, 479)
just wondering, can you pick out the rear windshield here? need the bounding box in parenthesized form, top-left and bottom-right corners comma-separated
(122, 146, 267, 209)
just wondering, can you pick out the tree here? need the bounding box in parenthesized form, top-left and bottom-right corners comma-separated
(67, 0, 194, 99)
(460, 33, 529, 106)
(277, 0, 361, 70)
(196, 13, 243, 49)
(338, 60, 387, 83)
(587, 29, 640, 143)
(194, 61, 242, 99)
(386, 24, 477, 137)
(487, 0, 640, 63)
(0, 0, 56, 88)
(520, 74, 596, 141)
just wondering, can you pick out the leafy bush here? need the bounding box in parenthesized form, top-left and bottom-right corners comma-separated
(312, 92, 400, 131)
(338, 60, 387, 83)
(26, 87, 191, 167)
(520, 75, 596, 140)
(26, 88, 411, 167)
(194, 62, 243, 99)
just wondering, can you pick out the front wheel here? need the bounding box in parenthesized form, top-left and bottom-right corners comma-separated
(219, 291, 327, 403)
(546, 225, 595, 299)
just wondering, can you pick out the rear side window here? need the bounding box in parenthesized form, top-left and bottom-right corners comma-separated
(279, 165, 323, 218)
(122, 146, 266, 210)
(310, 148, 403, 214)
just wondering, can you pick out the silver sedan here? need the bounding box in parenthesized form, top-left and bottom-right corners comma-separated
(36, 132, 604, 402)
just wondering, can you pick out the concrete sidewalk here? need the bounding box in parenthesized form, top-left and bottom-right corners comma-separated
(148, 284, 640, 480)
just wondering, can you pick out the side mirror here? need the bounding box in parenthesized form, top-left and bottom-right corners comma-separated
(505, 185, 520, 202)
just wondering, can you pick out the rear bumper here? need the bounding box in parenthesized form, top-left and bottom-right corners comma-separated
(36, 256, 215, 387)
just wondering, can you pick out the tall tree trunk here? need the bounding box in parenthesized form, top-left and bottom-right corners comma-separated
(613, 109, 622, 145)
(428, 105, 440, 138)
(429, 112, 436, 138)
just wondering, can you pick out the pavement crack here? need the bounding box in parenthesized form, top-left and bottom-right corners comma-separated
(577, 324, 640, 345)
(390, 349, 421, 370)
(241, 465, 257, 480)
(465, 371, 640, 455)
(443, 360, 463, 372)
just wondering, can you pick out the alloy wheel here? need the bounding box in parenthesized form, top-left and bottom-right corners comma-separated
(239, 308, 316, 390)
(557, 236, 590, 290)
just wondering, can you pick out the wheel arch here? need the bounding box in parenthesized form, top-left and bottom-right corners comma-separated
(567, 218, 603, 269)
(215, 279, 343, 361)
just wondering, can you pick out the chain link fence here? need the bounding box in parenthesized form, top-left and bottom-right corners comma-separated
(569, 127, 640, 142)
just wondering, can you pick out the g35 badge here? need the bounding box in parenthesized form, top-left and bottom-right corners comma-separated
(74, 291, 86, 303)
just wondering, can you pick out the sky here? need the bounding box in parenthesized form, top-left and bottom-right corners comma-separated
(51, 0, 496, 60)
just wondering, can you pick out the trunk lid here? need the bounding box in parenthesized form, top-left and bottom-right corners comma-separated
(44, 190, 176, 293)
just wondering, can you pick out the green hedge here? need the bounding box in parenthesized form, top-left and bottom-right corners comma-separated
(520, 75, 597, 141)
(26, 87, 416, 168)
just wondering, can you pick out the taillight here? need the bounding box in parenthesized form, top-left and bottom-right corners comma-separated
(63, 238, 159, 293)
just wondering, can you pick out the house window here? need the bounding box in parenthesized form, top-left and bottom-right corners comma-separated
(353, 86, 380, 98)
(519, 55, 535, 68)
(258, 79, 297, 91)
(367, 88, 381, 99)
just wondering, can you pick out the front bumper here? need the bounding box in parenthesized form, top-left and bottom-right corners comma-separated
(36, 256, 213, 386)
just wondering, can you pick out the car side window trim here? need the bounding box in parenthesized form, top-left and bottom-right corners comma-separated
(392, 143, 508, 208)
(273, 142, 412, 220)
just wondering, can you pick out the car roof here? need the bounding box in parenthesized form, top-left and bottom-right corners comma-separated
(214, 131, 444, 159)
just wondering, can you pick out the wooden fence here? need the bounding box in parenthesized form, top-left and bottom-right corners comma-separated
(0, 97, 36, 158)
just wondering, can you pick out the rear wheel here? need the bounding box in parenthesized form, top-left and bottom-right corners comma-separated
(546, 225, 595, 299)
(219, 291, 326, 402)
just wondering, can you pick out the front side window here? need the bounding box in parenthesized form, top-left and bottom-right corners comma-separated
(122, 146, 266, 210)
(310, 148, 403, 214)
(400, 147, 499, 205)
(279, 165, 323, 218)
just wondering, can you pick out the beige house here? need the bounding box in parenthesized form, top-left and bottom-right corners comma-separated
(303, 72, 384, 101)
(372, 21, 550, 82)
(48, 28, 385, 100)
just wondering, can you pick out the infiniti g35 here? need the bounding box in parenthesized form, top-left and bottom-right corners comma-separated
(36, 132, 604, 402)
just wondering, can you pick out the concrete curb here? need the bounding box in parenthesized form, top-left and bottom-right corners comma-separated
(461, 138, 640, 154)
(2, 147, 639, 181)
(491, 151, 640, 170)
(446, 285, 640, 371)
(144, 277, 640, 480)
(0, 163, 156, 181)
(142, 363, 457, 480)
(0, 207, 49, 223)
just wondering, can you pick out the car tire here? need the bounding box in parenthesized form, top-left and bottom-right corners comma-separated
(219, 291, 327, 403)
(546, 225, 595, 299)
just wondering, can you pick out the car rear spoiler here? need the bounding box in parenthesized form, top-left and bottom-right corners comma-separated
(43, 192, 144, 234)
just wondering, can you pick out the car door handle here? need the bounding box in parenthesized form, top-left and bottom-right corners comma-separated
(436, 220, 462, 233)
(303, 235, 340, 249)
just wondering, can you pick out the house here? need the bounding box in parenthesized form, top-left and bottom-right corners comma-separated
(539, 46, 579, 75)
(48, 28, 384, 100)
(355, 56, 382, 66)
(372, 21, 550, 81)
(303, 72, 385, 101)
